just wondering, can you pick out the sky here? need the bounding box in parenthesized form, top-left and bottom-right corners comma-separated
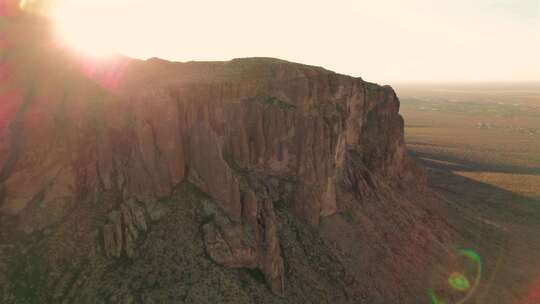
(33, 0, 540, 84)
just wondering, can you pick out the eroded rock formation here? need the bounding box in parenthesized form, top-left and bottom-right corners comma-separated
(0, 11, 452, 303)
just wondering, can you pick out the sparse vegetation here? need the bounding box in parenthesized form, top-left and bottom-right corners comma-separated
(398, 83, 540, 304)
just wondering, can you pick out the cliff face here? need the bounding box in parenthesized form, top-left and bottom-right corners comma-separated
(0, 13, 450, 303)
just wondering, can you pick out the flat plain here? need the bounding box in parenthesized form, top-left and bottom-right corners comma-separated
(396, 82, 540, 304)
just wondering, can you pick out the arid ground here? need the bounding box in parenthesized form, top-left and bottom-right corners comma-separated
(397, 83, 540, 304)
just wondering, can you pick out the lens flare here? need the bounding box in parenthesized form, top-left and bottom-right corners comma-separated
(522, 276, 540, 304)
(18, 0, 55, 14)
(448, 272, 470, 292)
(428, 249, 482, 304)
(48, 0, 135, 58)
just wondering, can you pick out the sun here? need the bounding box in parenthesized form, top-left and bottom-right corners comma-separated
(47, 0, 134, 58)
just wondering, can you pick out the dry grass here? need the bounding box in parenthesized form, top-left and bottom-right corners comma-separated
(397, 83, 540, 304)
(454, 171, 540, 200)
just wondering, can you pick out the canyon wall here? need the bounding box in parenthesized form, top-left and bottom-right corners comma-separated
(0, 13, 449, 303)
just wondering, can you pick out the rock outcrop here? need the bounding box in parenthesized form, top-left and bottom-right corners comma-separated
(101, 198, 168, 259)
(0, 11, 451, 303)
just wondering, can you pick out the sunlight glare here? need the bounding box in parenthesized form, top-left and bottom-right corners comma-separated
(49, 0, 136, 58)
(43, 0, 540, 82)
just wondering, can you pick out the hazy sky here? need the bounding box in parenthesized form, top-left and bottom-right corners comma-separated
(45, 0, 540, 84)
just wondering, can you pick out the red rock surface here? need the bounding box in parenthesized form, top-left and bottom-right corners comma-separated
(0, 12, 452, 302)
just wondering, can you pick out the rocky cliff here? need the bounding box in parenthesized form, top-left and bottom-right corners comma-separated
(0, 10, 452, 303)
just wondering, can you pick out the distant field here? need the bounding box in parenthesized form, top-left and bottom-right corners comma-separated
(397, 83, 540, 175)
(396, 83, 540, 304)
